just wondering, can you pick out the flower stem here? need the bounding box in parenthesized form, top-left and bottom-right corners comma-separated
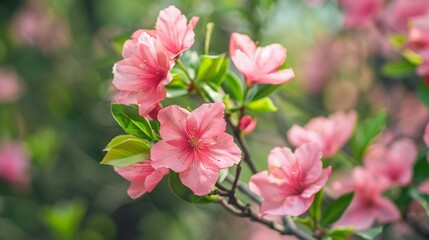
(204, 22, 214, 55)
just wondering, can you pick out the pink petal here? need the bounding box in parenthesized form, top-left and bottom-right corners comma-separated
(229, 33, 257, 58)
(374, 197, 401, 223)
(157, 105, 190, 141)
(254, 44, 286, 73)
(418, 179, 429, 194)
(155, 6, 198, 57)
(255, 68, 295, 85)
(186, 102, 226, 139)
(179, 160, 218, 196)
(150, 140, 192, 172)
(334, 197, 377, 230)
(301, 167, 331, 198)
(287, 125, 323, 150)
(199, 133, 241, 169)
(261, 195, 314, 216)
(249, 171, 285, 202)
(144, 167, 169, 192)
(268, 147, 295, 179)
(294, 143, 323, 183)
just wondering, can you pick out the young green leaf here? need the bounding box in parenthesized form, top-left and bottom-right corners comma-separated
(353, 226, 383, 240)
(246, 97, 278, 112)
(309, 190, 324, 224)
(381, 60, 416, 79)
(417, 80, 429, 107)
(323, 193, 354, 226)
(197, 54, 228, 87)
(111, 104, 154, 140)
(101, 136, 150, 168)
(252, 84, 285, 101)
(324, 227, 353, 240)
(222, 71, 244, 101)
(168, 172, 214, 203)
(349, 111, 387, 161)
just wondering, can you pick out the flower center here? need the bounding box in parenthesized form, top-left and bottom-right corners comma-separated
(188, 136, 201, 149)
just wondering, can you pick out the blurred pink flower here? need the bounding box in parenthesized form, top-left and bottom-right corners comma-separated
(114, 160, 169, 199)
(249, 143, 331, 216)
(10, 0, 69, 50)
(425, 123, 429, 162)
(406, 15, 429, 51)
(364, 139, 417, 187)
(418, 179, 429, 194)
(0, 68, 22, 103)
(334, 167, 400, 230)
(382, 0, 429, 33)
(112, 32, 174, 117)
(239, 115, 257, 135)
(339, 0, 384, 29)
(151, 102, 241, 196)
(416, 48, 429, 82)
(229, 33, 294, 86)
(155, 5, 199, 58)
(304, 0, 327, 7)
(287, 111, 357, 157)
(248, 222, 298, 240)
(0, 141, 30, 186)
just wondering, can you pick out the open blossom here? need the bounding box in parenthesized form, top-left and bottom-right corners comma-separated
(249, 143, 331, 216)
(287, 111, 357, 157)
(112, 32, 173, 117)
(229, 33, 294, 86)
(406, 15, 429, 51)
(155, 6, 199, 58)
(333, 167, 400, 230)
(339, 0, 384, 29)
(239, 115, 257, 135)
(0, 68, 22, 103)
(151, 102, 241, 196)
(115, 160, 169, 199)
(364, 139, 417, 187)
(0, 142, 30, 185)
(382, 0, 429, 33)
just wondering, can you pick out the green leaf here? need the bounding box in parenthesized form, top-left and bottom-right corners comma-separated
(168, 172, 214, 203)
(252, 84, 285, 101)
(323, 193, 354, 226)
(325, 227, 353, 240)
(41, 199, 86, 239)
(353, 226, 383, 240)
(413, 150, 429, 183)
(403, 49, 423, 65)
(222, 71, 244, 101)
(418, 80, 429, 107)
(197, 54, 228, 87)
(381, 60, 416, 79)
(246, 97, 278, 112)
(292, 216, 314, 230)
(388, 34, 407, 48)
(111, 104, 154, 140)
(350, 111, 387, 161)
(101, 136, 150, 168)
(309, 190, 324, 223)
(409, 188, 429, 216)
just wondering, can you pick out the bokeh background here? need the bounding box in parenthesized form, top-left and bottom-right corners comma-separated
(1, 0, 428, 239)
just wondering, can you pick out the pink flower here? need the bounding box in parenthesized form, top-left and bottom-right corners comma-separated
(382, 0, 429, 33)
(425, 122, 429, 162)
(418, 179, 429, 194)
(364, 139, 417, 187)
(334, 167, 401, 230)
(10, 0, 69, 50)
(249, 143, 331, 216)
(151, 102, 241, 196)
(0, 142, 30, 185)
(155, 6, 199, 58)
(239, 115, 257, 135)
(229, 33, 294, 86)
(114, 160, 169, 199)
(406, 15, 429, 51)
(287, 111, 357, 157)
(112, 32, 174, 117)
(0, 68, 22, 103)
(339, 0, 385, 29)
(416, 48, 429, 82)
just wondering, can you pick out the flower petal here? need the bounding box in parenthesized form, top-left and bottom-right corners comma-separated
(151, 140, 192, 172)
(179, 161, 218, 196)
(186, 102, 226, 139)
(157, 105, 190, 141)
